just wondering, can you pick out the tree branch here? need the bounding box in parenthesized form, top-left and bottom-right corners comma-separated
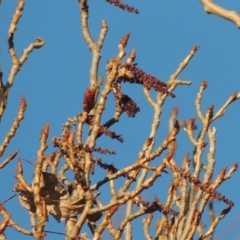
(199, 0, 240, 28)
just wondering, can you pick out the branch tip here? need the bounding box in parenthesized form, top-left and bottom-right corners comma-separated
(16, 158, 23, 175)
(120, 33, 130, 48)
(173, 120, 180, 134)
(41, 122, 50, 139)
(192, 44, 200, 53)
(68, 129, 76, 144)
(20, 95, 27, 111)
(201, 80, 208, 89)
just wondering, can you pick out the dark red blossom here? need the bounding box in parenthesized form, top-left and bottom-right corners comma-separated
(120, 63, 175, 97)
(83, 87, 96, 113)
(93, 147, 116, 155)
(171, 164, 234, 207)
(99, 126, 124, 143)
(105, 0, 139, 14)
(135, 195, 179, 216)
(91, 157, 132, 179)
(112, 84, 140, 117)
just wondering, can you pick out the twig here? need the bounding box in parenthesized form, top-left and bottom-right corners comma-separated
(170, 45, 199, 81)
(0, 194, 18, 206)
(143, 87, 156, 108)
(196, 80, 207, 123)
(143, 213, 153, 240)
(211, 92, 240, 122)
(199, 0, 240, 28)
(0, 96, 26, 157)
(79, 0, 108, 87)
(32, 123, 49, 239)
(0, 150, 18, 169)
(0, 205, 32, 235)
(198, 206, 232, 240)
(93, 204, 119, 240)
(6, 0, 44, 90)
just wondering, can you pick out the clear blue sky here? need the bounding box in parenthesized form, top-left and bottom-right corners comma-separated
(0, 0, 240, 239)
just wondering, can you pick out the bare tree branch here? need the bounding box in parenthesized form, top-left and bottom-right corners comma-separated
(200, 0, 240, 28)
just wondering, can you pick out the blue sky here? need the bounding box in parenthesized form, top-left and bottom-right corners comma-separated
(0, 0, 240, 239)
